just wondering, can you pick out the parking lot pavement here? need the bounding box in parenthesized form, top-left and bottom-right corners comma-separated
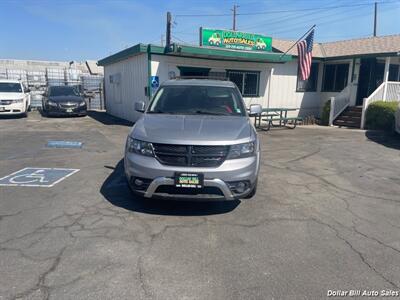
(0, 111, 400, 299)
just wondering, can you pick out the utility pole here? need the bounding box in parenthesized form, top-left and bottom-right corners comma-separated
(166, 12, 172, 49)
(232, 5, 238, 31)
(373, 2, 377, 37)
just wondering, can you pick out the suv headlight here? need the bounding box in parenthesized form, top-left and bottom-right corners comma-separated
(227, 142, 255, 159)
(126, 137, 154, 156)
(79, 101, 86, 107)
(11, 98, 24, 103)
(48, 101, 57, 107)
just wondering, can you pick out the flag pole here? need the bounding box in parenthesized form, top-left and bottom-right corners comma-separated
(279, 24, 316, 60)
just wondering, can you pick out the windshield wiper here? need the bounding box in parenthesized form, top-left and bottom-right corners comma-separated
(147, 110, 181, 114)
(194, 110, 228, 116)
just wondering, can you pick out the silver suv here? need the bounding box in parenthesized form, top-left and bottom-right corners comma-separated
(124, 79, 261, 200)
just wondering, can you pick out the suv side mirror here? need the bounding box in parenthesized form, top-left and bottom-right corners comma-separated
(135, 101, 146, 113)
(25, 88, 30, 93)
(249, 104, 262, 116)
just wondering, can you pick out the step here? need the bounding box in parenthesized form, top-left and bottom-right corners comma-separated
(341, 111, 362, 117)
(333, 119, 361, 127)
(347, 106, 362, 111)
(336, 115, 361, 121)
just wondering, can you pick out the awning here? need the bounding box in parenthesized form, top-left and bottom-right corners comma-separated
(98, 43, 292, 66)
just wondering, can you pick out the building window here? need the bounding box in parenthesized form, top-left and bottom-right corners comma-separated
(227, 70, 260, 97)
(109, 73, 121, 84)
(322, 63, 349, 92)
(297, 62, 319, 92)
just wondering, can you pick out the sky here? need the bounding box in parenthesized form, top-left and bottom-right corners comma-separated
(0, 0, 399, 62)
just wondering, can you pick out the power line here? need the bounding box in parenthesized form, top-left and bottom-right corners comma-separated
(174, 0, 399, 17)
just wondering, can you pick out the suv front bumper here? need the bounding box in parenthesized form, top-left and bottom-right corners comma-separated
(124, 152, 259, 200)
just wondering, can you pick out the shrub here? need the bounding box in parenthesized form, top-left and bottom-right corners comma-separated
(320, 100, 331, 126)
(365, 101, 398, 131)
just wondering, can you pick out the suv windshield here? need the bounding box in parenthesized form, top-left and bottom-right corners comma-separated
(148, 85, 246, 116)
(49, 86, 80, 97)
(0, 83, 22, 93)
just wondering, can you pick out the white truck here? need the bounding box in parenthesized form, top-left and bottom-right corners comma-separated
(0, 79, 31, 116)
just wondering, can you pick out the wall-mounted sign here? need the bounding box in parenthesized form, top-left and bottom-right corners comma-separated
(200, 28, 272, 52)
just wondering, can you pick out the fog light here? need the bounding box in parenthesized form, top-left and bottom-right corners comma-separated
(134, 179, 144, 186)
(236, 182, 246, 193)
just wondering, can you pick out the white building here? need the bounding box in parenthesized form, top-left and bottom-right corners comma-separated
(98, 34, 400, 128)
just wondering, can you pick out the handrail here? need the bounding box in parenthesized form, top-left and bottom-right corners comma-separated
(360, 81, 400, 129)
(329, 85, 351, 126)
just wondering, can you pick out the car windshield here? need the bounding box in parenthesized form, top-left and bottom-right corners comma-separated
(49, 86, 80, 97)
(0, 83, 22, 93)
(148, 85, 246, 116)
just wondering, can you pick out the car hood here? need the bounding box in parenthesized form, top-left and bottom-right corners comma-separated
(131, 114, 253, 145)
(0, 92, 24, 100)
(48, 96, 83, 103)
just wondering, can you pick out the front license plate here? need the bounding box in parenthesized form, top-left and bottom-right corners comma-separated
(66, 108, 73, 113)
(0, 107, 5, 112)
(175, 172, 204, 188)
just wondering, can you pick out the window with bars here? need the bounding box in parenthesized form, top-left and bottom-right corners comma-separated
(226, 70, 260, 97)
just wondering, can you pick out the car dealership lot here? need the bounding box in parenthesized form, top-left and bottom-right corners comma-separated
(0, 112, 400, 299)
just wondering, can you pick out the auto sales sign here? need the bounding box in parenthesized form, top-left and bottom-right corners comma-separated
(200, 28, 272, 52)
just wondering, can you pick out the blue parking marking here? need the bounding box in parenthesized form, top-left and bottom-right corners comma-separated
(0, 168, 80, 187)
(47, 141, 83, 149)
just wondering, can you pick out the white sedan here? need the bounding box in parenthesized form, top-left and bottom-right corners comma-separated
(0, 79, 30, 116)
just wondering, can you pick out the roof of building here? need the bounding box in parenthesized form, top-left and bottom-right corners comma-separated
(98, 43, 292, 66)
(162, 78, 236, 87)
(99, 34, 400, 66)
(272, 34, 400, 59)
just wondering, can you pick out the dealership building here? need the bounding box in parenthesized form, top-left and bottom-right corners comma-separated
(98, 30, 400, 127)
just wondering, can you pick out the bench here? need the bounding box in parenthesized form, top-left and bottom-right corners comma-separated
(261, 116, 303, 131)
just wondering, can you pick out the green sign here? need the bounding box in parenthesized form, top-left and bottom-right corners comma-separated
(200, 28, 272, 52)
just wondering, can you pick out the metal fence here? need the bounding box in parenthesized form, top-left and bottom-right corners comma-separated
(0, 67, 104, 110)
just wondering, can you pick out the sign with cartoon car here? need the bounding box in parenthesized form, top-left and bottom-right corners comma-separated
(208, 33, 221, 46)
(200, 28, 272, 52)
(255, 38, 267, 50)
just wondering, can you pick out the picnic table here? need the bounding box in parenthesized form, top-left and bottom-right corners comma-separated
(250, 107, 302, 131)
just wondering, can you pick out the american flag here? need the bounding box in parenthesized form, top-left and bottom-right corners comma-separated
(297, 29, 314, 80)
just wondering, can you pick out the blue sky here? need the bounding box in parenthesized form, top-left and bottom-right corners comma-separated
(0, 0, 399, 61)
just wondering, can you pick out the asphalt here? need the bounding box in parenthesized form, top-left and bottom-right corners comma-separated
(0, 111, 400, 300)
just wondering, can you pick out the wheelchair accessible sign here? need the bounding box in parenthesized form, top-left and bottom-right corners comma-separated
(0, 168, 79, 187)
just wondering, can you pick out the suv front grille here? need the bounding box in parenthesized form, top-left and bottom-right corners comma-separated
(152, 143, 229, 167)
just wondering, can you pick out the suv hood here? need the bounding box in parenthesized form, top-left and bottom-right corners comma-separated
(132, 114, 253, 145)
(0, 92, 24, 100)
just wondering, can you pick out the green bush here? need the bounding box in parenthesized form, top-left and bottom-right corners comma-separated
(365, 101, 398, 131)
(320, 100, 331, 126)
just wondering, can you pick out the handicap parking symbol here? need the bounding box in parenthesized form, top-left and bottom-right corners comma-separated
(0, 168, 80, 187)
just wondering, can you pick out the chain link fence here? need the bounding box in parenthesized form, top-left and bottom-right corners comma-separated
(0, 68, 104, 110)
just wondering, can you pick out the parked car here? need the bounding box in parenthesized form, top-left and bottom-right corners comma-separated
(0, 79, 30, 117)
(42, 85, 87, 116)
(124, 79, 261, 201)
(395, 102, 400, 134)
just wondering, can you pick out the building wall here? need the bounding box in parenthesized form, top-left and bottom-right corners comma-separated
(268, 60, 326, 117)
(104, 53, 357, 123)
(151, 55, 334, 118)
(151, 54, 272, 108)
(104, 54, 148, 122)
